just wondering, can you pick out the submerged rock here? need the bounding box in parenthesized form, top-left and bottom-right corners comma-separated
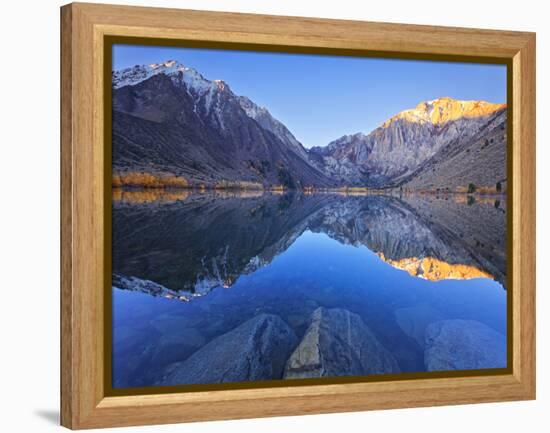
(394, 304, 443, 348)
(158, 313, 297, 386)
(284, 307, 400, 379)
(424, 319, 506, 371)
(150, 334, 204, 367)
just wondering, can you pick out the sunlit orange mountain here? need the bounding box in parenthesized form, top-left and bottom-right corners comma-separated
(382, 97, 506, 127)
(310, 96, 507, 188)
(376, 252, 493, 282)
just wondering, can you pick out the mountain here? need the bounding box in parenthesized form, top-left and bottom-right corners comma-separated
(112, 61, 333, 189)
(112, 61, 507, 191)
(310, 97, 506, 188)
(236, 95, 310, 161)
(400, 108, 507, 192)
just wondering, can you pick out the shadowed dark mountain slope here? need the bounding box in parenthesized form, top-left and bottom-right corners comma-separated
(112, 62, 334, 189)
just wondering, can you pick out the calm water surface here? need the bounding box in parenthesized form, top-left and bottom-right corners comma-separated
(112, 191, 507, 388)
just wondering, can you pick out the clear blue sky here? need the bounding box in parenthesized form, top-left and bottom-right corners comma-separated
(113, 44, 507, 149)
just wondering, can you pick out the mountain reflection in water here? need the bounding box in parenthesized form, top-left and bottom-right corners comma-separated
(112, 191, 507, 388)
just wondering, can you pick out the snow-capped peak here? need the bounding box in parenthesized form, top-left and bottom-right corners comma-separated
(112, 60, 308, 152)
(112, 60, 235, 123)
(112, 60, 215, 96)
(149, 60, 177, 69)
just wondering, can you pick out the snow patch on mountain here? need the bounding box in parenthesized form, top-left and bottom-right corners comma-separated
(113, 60, 222, 113)
(237, 95, 309, 159)
(113, 60, 206, 89)
(113, 60, 306, 141)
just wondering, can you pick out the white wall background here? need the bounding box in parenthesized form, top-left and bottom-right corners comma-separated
(1, 0, 546, 431)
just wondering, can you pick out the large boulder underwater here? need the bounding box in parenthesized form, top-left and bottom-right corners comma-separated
(284, 307, 400, 379)
(157, 313, 298, 385)
(424, 319, 506, 371)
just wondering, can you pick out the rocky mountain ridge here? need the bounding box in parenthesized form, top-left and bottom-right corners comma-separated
(400, 109, 507, 192)
(113, 60, 333, 189)
(113, 61, 507, 191)
(309, 97, 506, 187)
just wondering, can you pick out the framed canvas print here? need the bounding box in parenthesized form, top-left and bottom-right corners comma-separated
(60, 2, 536, 429)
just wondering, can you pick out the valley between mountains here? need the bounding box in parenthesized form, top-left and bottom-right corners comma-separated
(112, 60, 507, 193)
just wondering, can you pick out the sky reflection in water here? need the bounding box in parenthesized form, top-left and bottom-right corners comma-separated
(112, 192, 507, 388)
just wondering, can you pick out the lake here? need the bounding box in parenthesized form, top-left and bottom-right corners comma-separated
(111, 191, 507, 389)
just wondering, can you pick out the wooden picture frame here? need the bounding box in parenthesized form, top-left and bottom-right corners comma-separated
(61, 2, 536, 429)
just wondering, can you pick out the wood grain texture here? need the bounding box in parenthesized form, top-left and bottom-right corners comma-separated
(60, 2, 536, 429)
(511, 34, 536, 395)
(60, 4, 73, 429)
